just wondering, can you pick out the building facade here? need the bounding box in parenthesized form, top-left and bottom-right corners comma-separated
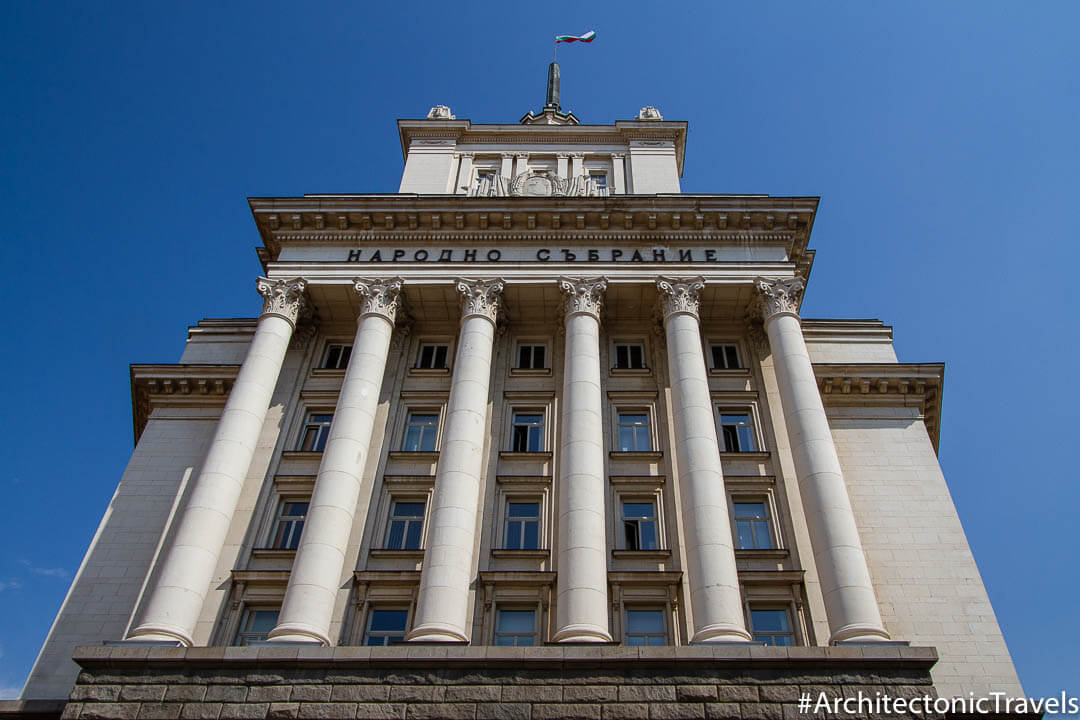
(16, 90, 1024, 718)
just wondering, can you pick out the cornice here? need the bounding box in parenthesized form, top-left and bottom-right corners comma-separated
(812, 362, 945, 455)
(130, 364, 241, 445)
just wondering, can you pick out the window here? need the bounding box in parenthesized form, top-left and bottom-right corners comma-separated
(234, 608, 279, 646)
(710, 343, 741, 369)
(750, 608, 794, 646)
(617, 412, 651, 452)
(589, 172, 609, 196)
(364, 608, 408, 646)
(402, 412, 439, 452)
(494, 609, 536, 646)
(511, 412, 544, 452)
(622, 501, 658, 551)
(719, 412, 758, 452)
(504, 501, 540, 550)
(734, 501, 774, 550)
(624, 608, 666, 646)
(384, 500, 425, 550)
(298, 413, 333, 452)
(272, 501, 308, 550)
(613, 343, 646, 370)
(517, 344, 546, 370)
(417, 343, 449, 369)
(321, 343, 352, 369)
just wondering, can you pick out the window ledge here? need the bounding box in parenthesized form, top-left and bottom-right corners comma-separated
(408, 367, 451, 377)
(369, 549, 425, 558)
(387, 451, 440, 462)
(612, 549, 672, 559)
(310, 368, 346, 377)
(499, 451, 553, 460)
(609, 367, 652, 376)
(719, 451, 770, 461)
(735, 549, 790, 559)
(609, 451, 664, 461)
(510, 368, 552, 377)
(251, 549, 297, 559)
(708, 367, 751, 377)
(280, 451, 323, 459)
(491, 549, 551, 558)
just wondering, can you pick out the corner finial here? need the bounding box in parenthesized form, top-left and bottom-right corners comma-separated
(426, 105, 455, 120)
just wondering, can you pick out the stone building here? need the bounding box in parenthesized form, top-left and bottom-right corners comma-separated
(12, 77, 1024, 719)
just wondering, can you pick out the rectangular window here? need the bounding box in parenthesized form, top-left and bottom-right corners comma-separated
(591, 172, 608, 189)
(385, 500, 425, 550)
(710, 343, 741, 369)
(504, 501, 540, 550)
(402, 412, 439, 452)
(298, 413, 333, 452)
(720, 412, 758, 452)
(622, 500, 658, 551)
(321, 343, 352, 369)
(417, 343, 449, 369)
(234, 608, 279, 646)
(617, 412, 651, 452)
(364, 608, 409, 646)
(624, 608, 666, 646)
(494, 609, 536, 646)
(734, 501, 774, 550)
(272, 501, 308, 550)
(750, 608, 794, 646)
(511, 412, 544, 452)
(613, 343, 646, 370)
(517, 344, 546, 369)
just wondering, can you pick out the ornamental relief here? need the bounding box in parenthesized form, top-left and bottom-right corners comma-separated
(755, 276, 805, 320)
(656, 276, 705, 319)
(456, 277, 505, 322)
(354, 277, 403, 322)
(559, 276, 608, 318)
(256, 277, 308, 325)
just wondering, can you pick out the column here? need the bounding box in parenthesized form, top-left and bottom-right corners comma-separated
(127, 277, 306, 645)
(553, 277, 613, 643)
(269, 278, 403, 645)
(755, 277, 890, 643)
(556, 153, 569, 180)
(514, 153, 530, 178)
(408, 278, 504, 642)
(657, 278, 752, 643)
(500, 153, 514, 180)
(456, 152, 474, 195)
(570, 153, 585, 180)
(611, 154, 626, 194)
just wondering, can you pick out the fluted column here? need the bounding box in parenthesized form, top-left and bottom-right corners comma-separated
(553, 277, 613, 643)
(408, 278, 504, 642)
(755, 277, 890, 643)
(269, 278, 403, 645)
(128, 278, 306, 645)
(658, 278, 752, 643)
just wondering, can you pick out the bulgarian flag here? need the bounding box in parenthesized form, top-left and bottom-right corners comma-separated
(555, 30, 596, 43)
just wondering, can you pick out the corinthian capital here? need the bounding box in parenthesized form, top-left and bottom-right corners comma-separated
(559, 277, 607, 319)
(354, 277, 403, 322)
(456, 278, 504, 323)
(256, 277, 307, 326)
(657, 276, 705, 320)
(754, 277, 805, 321)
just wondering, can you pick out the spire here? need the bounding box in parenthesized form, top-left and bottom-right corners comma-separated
(521, 61, 579, 125)
(545, 62, 561, 111)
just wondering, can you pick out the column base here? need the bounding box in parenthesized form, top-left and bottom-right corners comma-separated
(407, 623, 469, 643)
(691, 623, 753, 644)
(125, 624, 193, 647)
(552, 624, 613, 643)
(267, 623, 330, 646)
(829, 623, 891, 644)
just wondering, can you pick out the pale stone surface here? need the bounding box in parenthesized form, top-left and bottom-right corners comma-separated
(398, 143, 457, 194)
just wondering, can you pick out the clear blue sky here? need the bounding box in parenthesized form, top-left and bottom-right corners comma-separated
(1, 0, 1077, 702)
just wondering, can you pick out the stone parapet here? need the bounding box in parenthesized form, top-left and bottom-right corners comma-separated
(49, 645, 945, 720)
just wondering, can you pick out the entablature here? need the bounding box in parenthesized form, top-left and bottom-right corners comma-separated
(130, 364, 240, 445)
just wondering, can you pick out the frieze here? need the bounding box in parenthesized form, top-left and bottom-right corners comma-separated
(277, 245, 791, 264)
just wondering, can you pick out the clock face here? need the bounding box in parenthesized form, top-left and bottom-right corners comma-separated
(523, 176, 552, 196)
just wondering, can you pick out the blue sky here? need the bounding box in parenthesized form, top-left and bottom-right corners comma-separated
(1, 0, 1077, 701)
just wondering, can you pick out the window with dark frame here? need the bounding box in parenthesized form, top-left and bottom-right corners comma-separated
(617, 412, 651, 452)
(750, 608, 794, 646)
(385, 500, 425, 550)
(720, 412, 758, 452)
(298, 413, 333, 452)
(402, 412, 439, 452)
(710, 343, 741, 369)
(234, 608, 279, 646)
(623, 608, 666, 646)
(511, 412, 544, 452)
(272, 501, 308, 550)
(517, 344, 546, 369)
(504, 501, 540, 550)
(321, 343, 353, 369)
(417, 343, 449, 369)
(613, 343, 646, 369)
(622, 500, 658, 551)
(734, 501, 774, 550)
(364, 608, 409, 646)
(494, 609, 536, 646)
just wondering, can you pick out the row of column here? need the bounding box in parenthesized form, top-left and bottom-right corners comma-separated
(127, 275, 888, 647)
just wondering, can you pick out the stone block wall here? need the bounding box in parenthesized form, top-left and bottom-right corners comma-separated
(54, 645, 941, 720)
